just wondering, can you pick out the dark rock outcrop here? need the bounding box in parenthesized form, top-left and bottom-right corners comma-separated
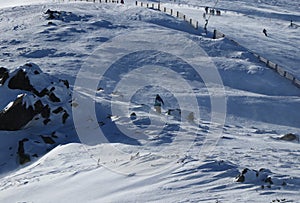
(280, 133, 299, 142)
(8, 69, 34, 91)
(0, 67, 9, 85)
(17, 138, 31, 165)
(0, 63, 71, 130)
(0, 95, 35, 130)
(40, 135, 55, 144)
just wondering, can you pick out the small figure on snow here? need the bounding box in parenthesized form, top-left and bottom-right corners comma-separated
(204, 19, 208, 33)
(120, 0, 124, 4)
(263, 28, 268, 37)
(154, 94, 164, 114)
(205, 7, 209, 14)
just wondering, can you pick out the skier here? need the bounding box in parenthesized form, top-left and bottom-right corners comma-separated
(154, 94, 164, 114)
(263, 28, 268, 36)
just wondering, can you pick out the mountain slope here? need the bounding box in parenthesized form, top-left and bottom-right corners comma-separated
(0, 1, 299, 203)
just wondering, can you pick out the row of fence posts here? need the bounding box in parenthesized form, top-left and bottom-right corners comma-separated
(53, 0, 300, 89)
(135, 1, 300, 89)
(55, 0, 123, 4)
(136, 1, 199, 30)
(226, 36, 300, 88)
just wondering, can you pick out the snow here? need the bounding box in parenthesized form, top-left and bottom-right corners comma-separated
(0, 0, 299, 202)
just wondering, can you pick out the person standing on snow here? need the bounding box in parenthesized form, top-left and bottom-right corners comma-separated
(154, 94, 164, 114)
(263, 28, 268, 36)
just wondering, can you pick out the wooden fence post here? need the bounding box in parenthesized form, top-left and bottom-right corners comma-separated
(213, 29, 217, 39)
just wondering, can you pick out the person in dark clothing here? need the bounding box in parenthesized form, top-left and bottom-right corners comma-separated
(205, 7, 209, 14)
(154, 94, 164, 114)
(263, 29, 268, 36)
(204, 19, 208, 33)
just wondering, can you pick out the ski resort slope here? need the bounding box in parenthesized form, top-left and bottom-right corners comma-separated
(163, 0, 300, 77)
(0, 0, 299, 203)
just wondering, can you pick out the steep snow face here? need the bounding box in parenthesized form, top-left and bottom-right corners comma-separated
(0, 1, 299, 203)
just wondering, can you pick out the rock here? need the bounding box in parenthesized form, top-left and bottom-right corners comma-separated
(41, 105, 51, 119)
(8, 69, 34, 91)
(40, 135, 55, 144)
(130, 112, 137, 120)
(0, 95, 36, 130)
(17, 138, 31, 165)
(60, 79, 69, 88)
(62, 111, 69, 124)
(0, 67, 9, 85)
(280, 133, 298, 141)
(0, 63, 71, 130)
(34, 100, 44, 113)
(236, 174, 245, 182)
(48, 92, 61, 103)
(236, 167, 275, 188)
(34, 88, 49, 97)
(43, 118, 51, 125)
(52, 107, 64, 114)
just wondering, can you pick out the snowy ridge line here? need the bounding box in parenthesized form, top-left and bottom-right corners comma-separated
(50, 0, 300, 89)
(135, 1, 199, 29)
(52, 0, 122, 4)
(136, 1, 300, 89)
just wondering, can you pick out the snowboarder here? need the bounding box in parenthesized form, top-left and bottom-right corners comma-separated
(154, 94, 164, 114)
(263, 28, 268, 36)
(120, 0, 124, 4)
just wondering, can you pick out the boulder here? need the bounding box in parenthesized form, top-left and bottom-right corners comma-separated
(0, 95, 35, 131)
(0, 63, 72, 130)
(0, 67, 9, 85)
(280, 133, 299, 142)
(8, 69, 34, 91)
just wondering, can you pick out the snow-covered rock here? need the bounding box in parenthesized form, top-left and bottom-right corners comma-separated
(0, 63, 71, 131)
(235, 168, 289, 189)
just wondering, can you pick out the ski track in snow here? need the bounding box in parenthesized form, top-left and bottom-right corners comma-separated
(0, 0, 299, 202)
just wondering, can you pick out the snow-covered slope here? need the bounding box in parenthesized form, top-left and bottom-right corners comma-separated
(0, 1, 299, 202)
(164, 0, 300, 76)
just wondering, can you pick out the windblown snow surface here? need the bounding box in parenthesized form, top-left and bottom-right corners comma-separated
(0, 0, 299, 202)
